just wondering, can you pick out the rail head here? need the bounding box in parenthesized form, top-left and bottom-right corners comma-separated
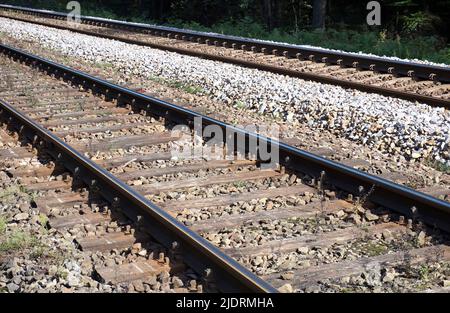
(0, 3, 449, 82)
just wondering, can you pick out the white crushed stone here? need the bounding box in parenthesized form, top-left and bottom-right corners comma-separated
(0, 17, 449, 166)
(8, 3, 448, 68)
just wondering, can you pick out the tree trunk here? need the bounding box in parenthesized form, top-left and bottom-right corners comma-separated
(264, 0, 274, 31)
(149, 0, 170, 21)
(312, 0, 327, 30)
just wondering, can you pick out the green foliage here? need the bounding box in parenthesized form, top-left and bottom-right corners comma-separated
(233, 180, 246, 188)
(402, 11, 438, 34)
(183, 85, 204, 95)
(0, 185, 37, 204)
(37, 214, 49, 228)
(418, 264, 430, 280)
(426, 158, 450, 174)
(159, 14, 449, 63)
(361, 242, 388, 257)
(233, 100, 246, 109)
(56, 268, 68, 280)
(158, 79, 205, 95)
(0, 216, 6, 234)
(0, 230, 38, 252)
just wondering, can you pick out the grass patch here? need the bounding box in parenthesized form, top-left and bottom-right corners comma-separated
(182, 85, 204, 95)
(0, 230, 38, 253)
(148, 76, 204, 95)
(94, 61, 114, 70)
(0, 184, 38, 204)
(233, 100, 246, 109)
(56, 268, 68, 280)
(426, 159, 450, 174)
(37, 214, 49, 228)
(233, 181, 246, 188)
(0, 216, 6, 234)
(418, 265, 430, 280)
(339, 287, 357, 293)
(360, 242, 389, 257)
(0, 228, 60, 262)
(168, 81, 204, 95)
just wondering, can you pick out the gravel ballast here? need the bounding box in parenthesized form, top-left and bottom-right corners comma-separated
(0, 17, 449, 168)
(7, 5, 449, 68)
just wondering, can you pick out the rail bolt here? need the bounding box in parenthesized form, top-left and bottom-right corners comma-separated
(358, 185, 365, 194)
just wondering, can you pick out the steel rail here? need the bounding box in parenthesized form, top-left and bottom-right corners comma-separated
(0, 63, 277, 294)
(0, 3, 448, 82)
(1, 43, 449, 235)
(0, 4, 449, 88)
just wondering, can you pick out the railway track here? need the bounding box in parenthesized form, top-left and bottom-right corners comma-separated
(0, 4, 449, 109)
(1, 43, 450, 293)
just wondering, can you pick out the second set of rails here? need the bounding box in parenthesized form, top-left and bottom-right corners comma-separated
(0, 4, 449, 108)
